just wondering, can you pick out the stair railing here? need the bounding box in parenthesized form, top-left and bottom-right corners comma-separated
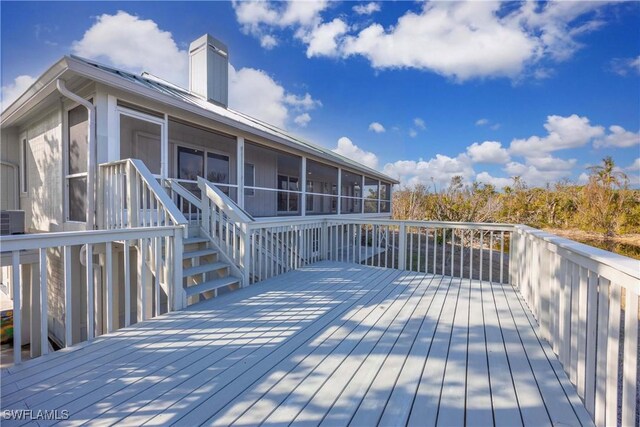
(198, 177, 253, 286)
(99, 158, 188, 311)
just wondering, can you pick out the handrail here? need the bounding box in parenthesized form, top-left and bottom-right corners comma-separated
(165, 178, 202, 210)
(515, 224, 640, 284)
(197, 177, 254, 224)
(99, 159, 188, 236)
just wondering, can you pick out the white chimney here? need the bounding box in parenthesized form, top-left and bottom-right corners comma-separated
(189, 34, 229, 107)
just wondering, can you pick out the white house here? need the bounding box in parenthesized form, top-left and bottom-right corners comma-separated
(0, 34, 397, 349)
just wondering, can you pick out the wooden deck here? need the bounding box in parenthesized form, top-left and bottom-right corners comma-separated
(1, 261, 593, 426)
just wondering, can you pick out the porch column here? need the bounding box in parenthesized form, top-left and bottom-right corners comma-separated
(237, 136, 245, 209)
(337, 168, 341, 214)
(301, 157, 307, 216)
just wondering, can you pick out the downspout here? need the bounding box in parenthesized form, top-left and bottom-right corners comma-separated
(56, 80, 96, 229)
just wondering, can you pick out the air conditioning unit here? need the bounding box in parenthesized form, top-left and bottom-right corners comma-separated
(0, 210, 25, 235)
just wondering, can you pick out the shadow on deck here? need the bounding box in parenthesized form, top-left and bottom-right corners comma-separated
(0, 261, 592, 426)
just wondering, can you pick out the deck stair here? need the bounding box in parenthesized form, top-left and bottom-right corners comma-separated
(182, 230, 241, 305)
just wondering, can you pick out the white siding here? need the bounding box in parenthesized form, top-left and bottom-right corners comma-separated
(20, 108, 64, 232)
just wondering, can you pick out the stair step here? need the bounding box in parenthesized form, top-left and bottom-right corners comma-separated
(183, 248, 217, 260)
(183, 262, 228, 277)
(184, 237, 209, 245)
(184, 276, 241, 298)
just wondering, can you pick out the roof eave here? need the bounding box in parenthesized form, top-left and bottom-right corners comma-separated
(1, 57, 71, 127)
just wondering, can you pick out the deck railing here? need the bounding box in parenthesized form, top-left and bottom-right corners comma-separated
(0, 226, 184, 364)
(246, 218, 325, 284)
(325, 219, 513, 284)
(511, 225, 640, 427)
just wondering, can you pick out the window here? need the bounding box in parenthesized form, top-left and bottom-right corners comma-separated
(244, 163, 255, 196)
(20, 138, 28, 194)
(177, 147, 204, 181)
(66, 105, 89, 222)
(277, 174, 299, 213)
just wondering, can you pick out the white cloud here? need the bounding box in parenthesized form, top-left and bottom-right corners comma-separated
(70, 11, 319, 130)
(609, 56, 640, 76)
(353, 2, 381, 16)
(1, 75, 36, 109)
(383, 154, 474, 188)
(626, 158, 640, 172)
(342, 2, 539, 80)
(234, 1, 615, 81)
(229, 65, 320, 128)
(475, 172, 512, 189)
(475, 118, 489, 126)
(305, 18, 348, 58)
(368, 122, 385, 133)
(293, 113, 311, 127)
(283, 92, 322, 110)
(466, 141, 510, 164)
(594, 125, 640, 148)
(333, 137, 379, 169)
(260, 34, 278, 49)
(408, 129, 417, 138)
(413, 117, 426, 130)
(72, 11, 188, 87)
(233, 1, 330, 50)
(525, 155, 576, 171)
(504, 161, 572, 187)
(509, 114, 604, 156)
(578, 172, 590, 184)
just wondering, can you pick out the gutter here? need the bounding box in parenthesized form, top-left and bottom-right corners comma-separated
(56, 80, 96, 230)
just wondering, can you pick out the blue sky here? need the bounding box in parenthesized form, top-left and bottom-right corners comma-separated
(2, 1, 639, 188)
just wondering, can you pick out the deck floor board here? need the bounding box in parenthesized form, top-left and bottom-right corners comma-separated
(1, 261, 593, 427)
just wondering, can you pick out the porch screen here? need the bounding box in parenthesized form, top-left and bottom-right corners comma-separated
(67, 105, 88, 222)
(306, 160, 338, 215)
(120, 115, 161, 175)
(340, 170, 362, 214)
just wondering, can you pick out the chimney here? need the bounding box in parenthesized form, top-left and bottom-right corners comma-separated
(189, 34, 229, 107)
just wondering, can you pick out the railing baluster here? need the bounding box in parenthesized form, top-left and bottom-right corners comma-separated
(621, 287, 638, 427)
(12, 251, 21, 364)
(451, 228, 455, 277)
(500, 231, 505, 284)
(594, 276, 609, 426)
(86, 244, 94, 339)
(105, 241, 113, 333)
(123, 241, 130, 327)
(489, 232, 494, 283)
(64, 245, 72, 347)
(605, 281, 621, 427)
(39, 248, 48, 354)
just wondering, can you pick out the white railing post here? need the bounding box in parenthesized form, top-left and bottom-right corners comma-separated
(398, 222, 406, 270)
(241, 223, 251, 287)
(201, 193, 210, 237)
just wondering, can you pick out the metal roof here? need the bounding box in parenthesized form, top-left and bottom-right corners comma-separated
(71, 55, 398, 183)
